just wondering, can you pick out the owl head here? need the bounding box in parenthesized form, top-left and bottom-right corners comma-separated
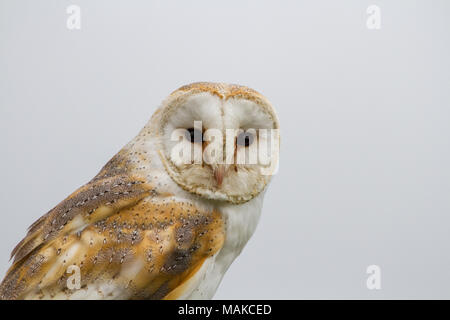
(152, 82, 280, 204)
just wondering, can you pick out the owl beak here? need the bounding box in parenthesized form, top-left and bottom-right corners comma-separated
(213, 165, 226, 187)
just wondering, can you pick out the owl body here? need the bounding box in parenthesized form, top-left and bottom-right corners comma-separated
(0, 83, 278, 300)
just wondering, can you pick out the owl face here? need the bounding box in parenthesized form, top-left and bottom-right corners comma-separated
(154, 83, 279, 204)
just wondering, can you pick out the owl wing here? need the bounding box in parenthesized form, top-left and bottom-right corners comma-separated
(0, 168, 224, 299)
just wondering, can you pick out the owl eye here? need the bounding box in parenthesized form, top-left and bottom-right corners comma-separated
(186, 128, 203, 143)
(236, 131, 255, 147)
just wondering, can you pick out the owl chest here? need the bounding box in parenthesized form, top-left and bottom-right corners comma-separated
(183, 197, 264, 299)
(126, 157, 264, 299)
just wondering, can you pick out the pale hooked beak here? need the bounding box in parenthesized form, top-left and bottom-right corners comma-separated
(213, 164, 226, 187)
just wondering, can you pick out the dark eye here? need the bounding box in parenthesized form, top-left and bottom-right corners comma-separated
(186, 128, 203, 143)
(236, 131, 255, 147)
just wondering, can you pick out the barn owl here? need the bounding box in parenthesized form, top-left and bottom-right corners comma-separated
(0, 82, 280, 300)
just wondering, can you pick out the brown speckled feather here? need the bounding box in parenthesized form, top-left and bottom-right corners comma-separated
(0, 152, 225, 300)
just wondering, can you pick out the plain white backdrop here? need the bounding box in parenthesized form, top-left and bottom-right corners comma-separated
(1, 0, 449, 299)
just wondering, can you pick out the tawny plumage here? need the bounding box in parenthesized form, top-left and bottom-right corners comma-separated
(0, 82, 279, 300)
